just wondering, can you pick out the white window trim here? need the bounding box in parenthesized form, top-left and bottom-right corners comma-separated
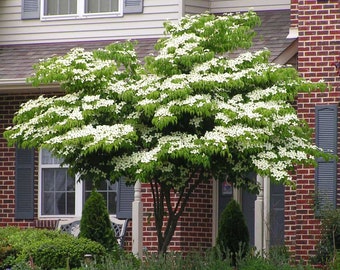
(38, 150, 83, 219)
(38, 149, 120, 219)
(40, 0, 123, 21)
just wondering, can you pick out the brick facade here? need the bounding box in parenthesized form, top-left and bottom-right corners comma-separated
(285, 0, 340, 261)
(141, 181, 213, 253)
(0, 93, 213, 252)
(0, 94, 37, 228)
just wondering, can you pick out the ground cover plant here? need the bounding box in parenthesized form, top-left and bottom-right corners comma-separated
(1, 238, 317, 270)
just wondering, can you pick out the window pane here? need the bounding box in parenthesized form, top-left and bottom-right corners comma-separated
(42, 169, 55, 191)
(86, 0, 98, 13)
(56, 192, 66, 214)
(85, 180, 94, 190)
(59, 0, 69, 14)
(67, 192, 76, 215)
(86, 0, 118, 13)
(100, 0, 110, 12)
(84, 180, 117, 215)
(45, 0, 57, 15)
(45, 0, 77, 15)
(67, 174, 75, 191)
(55, 170, 67, 191)
(108, 192, 116, 214)
(98, 180, 108, 190)
(41, 149, 63, 164)
(70, 0, 77, 13)
(112, 0, 118, 12)
(41, 166, 75, 215)
(42, 192, 54, 215)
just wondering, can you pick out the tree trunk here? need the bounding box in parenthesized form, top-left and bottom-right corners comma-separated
(150, 173, 203, 255)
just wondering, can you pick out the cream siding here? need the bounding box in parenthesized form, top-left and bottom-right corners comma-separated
(210, 0, 290, 13)
(0, 0, 180, 45)
(0, 0, 291, 45)
(184, 0, 210, 15)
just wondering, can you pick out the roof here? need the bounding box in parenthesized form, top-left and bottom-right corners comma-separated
(0, 9, 295, 88)
(245, 9, 296, 63)
(0, 39, 158, 81)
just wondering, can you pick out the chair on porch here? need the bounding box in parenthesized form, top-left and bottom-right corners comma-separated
(56, 216, 130, 248)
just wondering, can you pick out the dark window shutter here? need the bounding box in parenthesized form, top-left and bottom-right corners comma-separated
(116, 178, 134, 219)
(123, 0, 143, 14)
(22, 0, 40, 19)
(315, 104, 338, 212)
(15, 148, 35, 219)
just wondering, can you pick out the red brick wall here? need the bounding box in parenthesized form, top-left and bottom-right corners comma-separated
(0, 93, 63, 229)
(0, 94, 36, 228)
(286, 0, 340, 261)
(141, 180, 213, 253)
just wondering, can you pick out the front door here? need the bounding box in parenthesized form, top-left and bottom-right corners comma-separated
(217, 180, 284, 248)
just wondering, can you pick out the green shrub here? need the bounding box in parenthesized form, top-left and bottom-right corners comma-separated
(79, 189, 117, 251)
(216, 199, 249, 264)
(0, 227, 106, 270)
(311, 208, 340, 266)
(29, 236, 105, 269)
(0, 245, 16, 270)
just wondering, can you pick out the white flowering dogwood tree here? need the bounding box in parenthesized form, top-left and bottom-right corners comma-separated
(5, 11, 328, 254)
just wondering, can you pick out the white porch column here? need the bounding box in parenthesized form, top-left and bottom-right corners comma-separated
(263, 176, 271, 252)
(254, 175, 264, 253)
(132, 181, 143, 257)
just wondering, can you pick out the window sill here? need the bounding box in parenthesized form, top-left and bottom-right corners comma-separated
(41, 12, 123, 21)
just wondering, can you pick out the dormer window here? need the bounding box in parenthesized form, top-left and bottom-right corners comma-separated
(41, 0, 123, 20)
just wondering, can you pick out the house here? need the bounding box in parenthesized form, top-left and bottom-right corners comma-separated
(0, 0, 337, 261)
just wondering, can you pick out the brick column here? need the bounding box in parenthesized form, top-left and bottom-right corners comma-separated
(285, 0, 340, 261)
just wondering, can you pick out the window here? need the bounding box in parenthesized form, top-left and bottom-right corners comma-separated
(84, 178, 117, 215)
(40, 149, 77, 216)
(22, 0, 143, 20)
(41, 0, 122, 19)
(39, 149, 132, 218)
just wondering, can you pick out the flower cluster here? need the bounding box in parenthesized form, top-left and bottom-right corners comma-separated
(4, 11, 328, 188)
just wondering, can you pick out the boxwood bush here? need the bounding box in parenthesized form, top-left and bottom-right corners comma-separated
(79, 189, 117, 251)
(0, 227, 106, 270)
(216, 199, 249, 264)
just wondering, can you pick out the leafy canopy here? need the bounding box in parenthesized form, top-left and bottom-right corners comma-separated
(4, 11, 328, 191)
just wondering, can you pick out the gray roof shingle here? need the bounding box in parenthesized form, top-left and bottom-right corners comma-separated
(0, 10, 294, 81)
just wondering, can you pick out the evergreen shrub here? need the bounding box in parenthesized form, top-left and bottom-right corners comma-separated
(79, 189, 117, 251)
(216, 199, 249, 264)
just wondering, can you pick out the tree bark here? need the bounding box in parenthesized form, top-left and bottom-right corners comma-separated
(150, 171, 204, 255)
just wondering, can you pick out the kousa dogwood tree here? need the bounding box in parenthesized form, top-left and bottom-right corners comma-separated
(5, 11, 329, 254)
